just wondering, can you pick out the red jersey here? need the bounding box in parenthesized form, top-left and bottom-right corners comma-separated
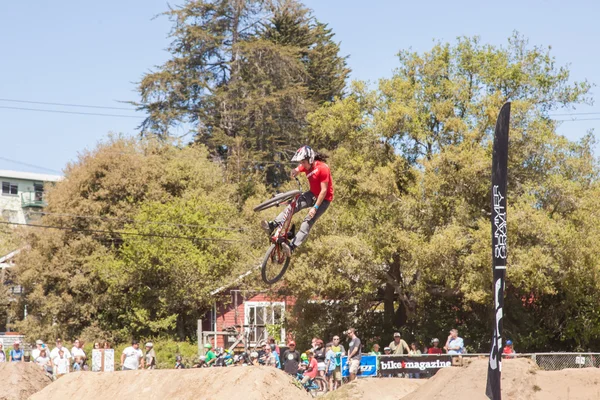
(427, 347, 443, 355)
(303, 357, 318, 379)
(297, 160, 334, 202)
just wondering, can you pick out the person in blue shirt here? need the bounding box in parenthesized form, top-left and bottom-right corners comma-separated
(10, 341, 24, 362)
(444, 329, 465, 354)
(270, 344, 281, 368)
(324, 343, 336, 391)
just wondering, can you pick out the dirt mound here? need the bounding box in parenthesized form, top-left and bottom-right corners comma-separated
(325, 378, 425, 400)
(30, 366, 311, 400)
(402, 357, 538, 400)
(403, 357, 600, 400)
(0, 362, 52, 400)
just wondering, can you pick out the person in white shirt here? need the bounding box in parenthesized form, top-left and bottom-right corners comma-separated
(71, 338, 86, 365)
(50, 338, 72, 360)
(31, 340, 44, 361)
(121, 340, 144, 371)
(35, 349, 52, 374)
(53, 349, 70, 377)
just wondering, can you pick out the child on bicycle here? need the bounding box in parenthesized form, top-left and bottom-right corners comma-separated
(261, 145, 334, 256)
(301, 351, 318, 385)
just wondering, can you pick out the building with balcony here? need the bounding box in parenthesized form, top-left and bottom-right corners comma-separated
(0, 170, 62, 224)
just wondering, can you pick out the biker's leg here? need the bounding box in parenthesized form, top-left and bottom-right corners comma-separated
(289, 200, 330, 249)
(271, 192, 315, 229)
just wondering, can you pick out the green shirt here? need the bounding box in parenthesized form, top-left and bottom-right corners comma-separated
(205, 350, 216, 363)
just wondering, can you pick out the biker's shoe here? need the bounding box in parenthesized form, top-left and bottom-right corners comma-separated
(261, 220, 277, 235)
(281, 242, 294, 257)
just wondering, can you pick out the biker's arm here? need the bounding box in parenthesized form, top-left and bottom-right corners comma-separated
(315, 181, 328, 208)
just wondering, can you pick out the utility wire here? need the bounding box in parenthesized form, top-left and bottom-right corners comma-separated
(29, 211, 248, 232)
(0, 106, 142, 119)
(0, 221, 245, 242)
(0, 157, 62, 174)
(0, 98, 134, 111)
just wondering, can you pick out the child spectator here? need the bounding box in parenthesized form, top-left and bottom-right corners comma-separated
(324, 343, 336, 391)
(302, 351, 318, 386)
(427, 338, 443, 354)
(10, 341, 23, 362)
(53, 349, 70, 378)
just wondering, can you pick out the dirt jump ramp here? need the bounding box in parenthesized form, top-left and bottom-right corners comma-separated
(0, 362, 52, 400)
(30, 366, 311, 400)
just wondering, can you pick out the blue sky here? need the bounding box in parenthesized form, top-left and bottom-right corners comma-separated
(1, 0, 598, 174)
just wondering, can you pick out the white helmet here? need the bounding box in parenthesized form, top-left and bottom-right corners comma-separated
(291, 145, 316, 164)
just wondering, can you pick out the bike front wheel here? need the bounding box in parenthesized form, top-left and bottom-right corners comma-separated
(261, 243, 291, 284)
(308, 377, 328, 398)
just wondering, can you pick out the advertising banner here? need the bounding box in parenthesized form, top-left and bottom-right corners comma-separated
(341, 356, 378, 378)
(378, 355, 453, 375)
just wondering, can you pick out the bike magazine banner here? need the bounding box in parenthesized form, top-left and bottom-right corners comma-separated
(340, 356, 377, 378)
(486, 102, 510, 400)
(379, 355, 453, 375)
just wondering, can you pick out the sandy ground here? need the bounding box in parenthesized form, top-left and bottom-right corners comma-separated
(403, 357, 600, 400)
(324, 377, 426, 400)
(0, 362, 52, 400)
(29, 366, 311, 400)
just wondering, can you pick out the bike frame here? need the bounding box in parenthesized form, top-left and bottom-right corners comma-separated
(269, 178, 303, 260)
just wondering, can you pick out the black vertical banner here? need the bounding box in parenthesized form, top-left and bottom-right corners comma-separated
(485, 102, 510, 400)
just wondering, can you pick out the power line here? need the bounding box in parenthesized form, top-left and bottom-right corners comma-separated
(0, 106, 142, 119)
(548, 112, 600, 117)
(0, 98, 135, 111)
(29, 211, 248, 232)
(0, 220, 245, 242)
(554, 118, 600, 122)
(0, 157, 62, 174)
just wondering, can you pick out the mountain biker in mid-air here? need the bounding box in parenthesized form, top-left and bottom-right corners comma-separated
(261, 145, 334, 256)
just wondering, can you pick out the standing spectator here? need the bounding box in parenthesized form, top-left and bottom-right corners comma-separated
(53, 349, 70, 378)
(282, 341, 301, 375)
(0, 341, 6, 362)
(270, 344, 281, 368)
(50, 339, 72, 365)
(324, 343, 336, 391)
(314, 339, 326, 377)
(444, 329, 465, 354)
(389, 332, 410, 355)
(346, 328, 361, 382)
(503, 340, 516, 357)
(268, 337, 280, 356)
(31, 340, 44, 361)
(10, 341, 23, 362)
(121, 340, 144, 370)
(301, 351, 318, 386)
(428, 338, 443, 354)
(330, 335, 345, 390)
(145, 342, 157, 369)
(71, 339, 86, 362)
(408, 342, 422, 379)
(261, 343, 277, 367)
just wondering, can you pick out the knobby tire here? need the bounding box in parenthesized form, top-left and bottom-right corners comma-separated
(309, 377, 328, 397)
(253, 190, 301, 212)
(260, 243, 291, 284)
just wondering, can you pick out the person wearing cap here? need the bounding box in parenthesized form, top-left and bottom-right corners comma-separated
(10, 341, 24, 362)
(282, 341, 300, 375)
(145, 342, 156, 369)
(503, 340, 516, 358)
(121, 340, 144, 370)
(389, 332, 410, 355)
(444, 329, 465, 354)
(427, 338, 443, 355)
(31, 340, 44, 361)
(204, 343, 217, 366)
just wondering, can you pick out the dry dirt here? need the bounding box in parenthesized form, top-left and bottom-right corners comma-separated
(324, 377, 426, 400)
(0, 362, 52, 400)
(29, 366, 311, 400)
(402, 357, 600, 400)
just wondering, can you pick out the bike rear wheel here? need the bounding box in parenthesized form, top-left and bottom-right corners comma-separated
(261, 243, 291, 284)
(253, 190, 301, 212)
(308, 377, 328, 397)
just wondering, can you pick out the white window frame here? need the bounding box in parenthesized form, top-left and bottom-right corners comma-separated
(244, 301, 285, 345)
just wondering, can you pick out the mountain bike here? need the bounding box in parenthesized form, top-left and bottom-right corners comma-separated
(253, 178, 303, 284)
(294, 372, 328, 397)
